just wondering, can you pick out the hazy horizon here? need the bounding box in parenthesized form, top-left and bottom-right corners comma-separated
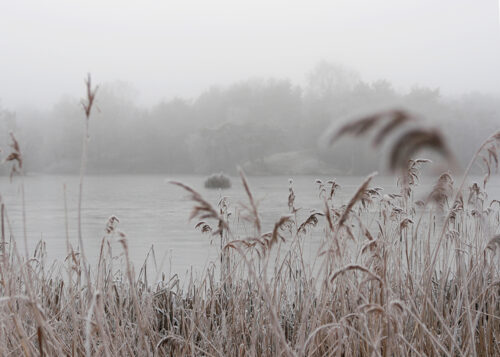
(2, 3, 500, 354)
(1, 0, 499, 111)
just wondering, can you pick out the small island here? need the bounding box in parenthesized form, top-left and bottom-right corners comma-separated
(204, 172, 232, 189)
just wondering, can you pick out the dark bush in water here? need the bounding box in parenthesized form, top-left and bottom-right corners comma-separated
(204, 173, 231, 189)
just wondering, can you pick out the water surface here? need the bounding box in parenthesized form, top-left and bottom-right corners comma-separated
(0, 174, 497, 277)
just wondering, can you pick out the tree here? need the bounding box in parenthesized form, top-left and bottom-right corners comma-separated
(306, 61, 361, 100)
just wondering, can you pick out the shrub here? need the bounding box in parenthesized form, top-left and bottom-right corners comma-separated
(204, 172, 231, 189)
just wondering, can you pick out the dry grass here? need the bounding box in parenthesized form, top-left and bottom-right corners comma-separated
(0, 80, 499, 356)
(1, 163, 500, 356)
(327, 109, 454, 173)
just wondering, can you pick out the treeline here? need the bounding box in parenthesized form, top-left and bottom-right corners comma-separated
(1, 62, 499, 176)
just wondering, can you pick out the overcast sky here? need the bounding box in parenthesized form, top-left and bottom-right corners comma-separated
(1, 0, 499, 110)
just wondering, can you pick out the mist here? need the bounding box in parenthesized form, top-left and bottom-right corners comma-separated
(1, 61, 500, 176)
(3, 2, 500, 354)
(2, 1, 500, 175)
(1, 0, 499, 110)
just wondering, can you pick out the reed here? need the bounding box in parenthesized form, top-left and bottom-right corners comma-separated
(0, 81, 499, 356)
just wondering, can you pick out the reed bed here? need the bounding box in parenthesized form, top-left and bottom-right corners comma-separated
(0, 81, 499, 356)
(1, 158, 500, 356)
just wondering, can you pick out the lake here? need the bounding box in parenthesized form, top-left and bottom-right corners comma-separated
(0, 173, 497, 278)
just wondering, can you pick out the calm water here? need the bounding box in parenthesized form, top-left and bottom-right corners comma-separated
(0, 174, 498, 277)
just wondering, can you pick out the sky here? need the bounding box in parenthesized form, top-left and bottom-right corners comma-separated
(1, 0, 499, 110)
